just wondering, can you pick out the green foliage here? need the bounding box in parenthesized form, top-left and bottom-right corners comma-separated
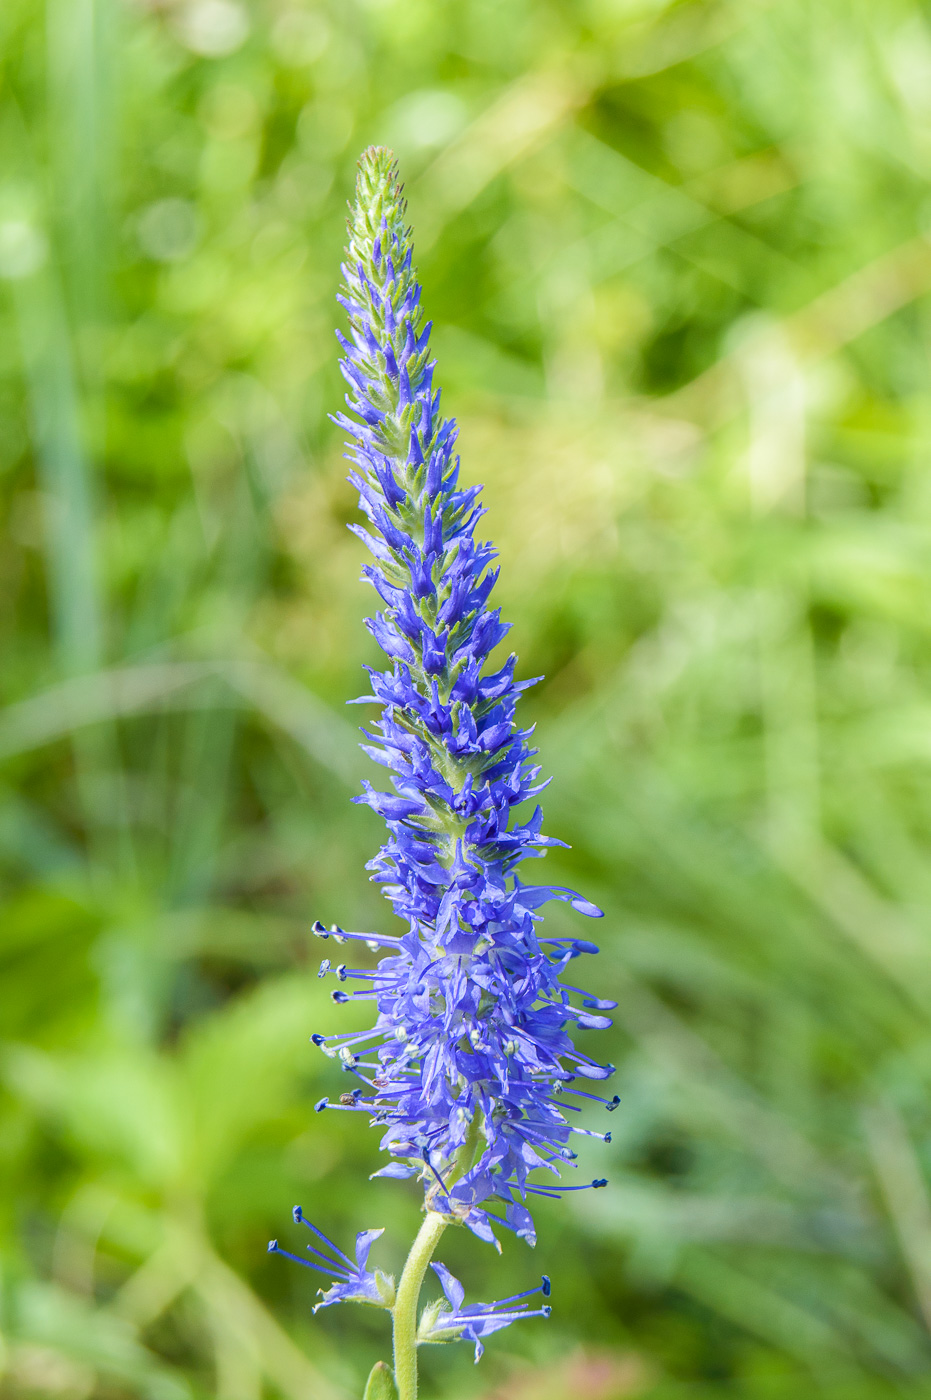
(3, 0, 931, 1397)
(363, 1360, 399, 1400)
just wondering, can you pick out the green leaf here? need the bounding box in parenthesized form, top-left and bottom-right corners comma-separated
(363, 1361, 399, 1400)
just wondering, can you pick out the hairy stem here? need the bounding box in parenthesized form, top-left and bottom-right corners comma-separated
(392, 1211, 448, 1400)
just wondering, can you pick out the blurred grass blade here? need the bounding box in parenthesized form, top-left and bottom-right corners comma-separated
(10, 241, 100, 675)
(864, 1101, 931, 1334)
(0, 658, 359, 780)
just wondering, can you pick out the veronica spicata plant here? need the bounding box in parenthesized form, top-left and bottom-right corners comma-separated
(268, 147, 616, 1400)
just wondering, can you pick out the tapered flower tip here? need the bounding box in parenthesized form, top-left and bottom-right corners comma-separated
(267, 1239, 278, 1252)
(356, 145, 400, 183)
(350, 147, 406, 250)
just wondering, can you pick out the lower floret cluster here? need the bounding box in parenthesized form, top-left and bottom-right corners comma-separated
(311, 903, 617, 1247)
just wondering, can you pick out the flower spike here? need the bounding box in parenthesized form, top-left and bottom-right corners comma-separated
(271, 145, 614, 1375)
(315, 145, 615, 1239)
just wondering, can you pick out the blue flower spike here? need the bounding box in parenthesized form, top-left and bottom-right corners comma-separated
(269, 146, 615, 1397)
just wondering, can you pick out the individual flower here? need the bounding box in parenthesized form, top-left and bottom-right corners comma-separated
(267, 1207, 395, 1311)
(418, 1263, 552, 1362)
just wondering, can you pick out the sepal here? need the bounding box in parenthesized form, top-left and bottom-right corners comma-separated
(417, 1296, 453, 1345)
(374, 1269, 397, 1307)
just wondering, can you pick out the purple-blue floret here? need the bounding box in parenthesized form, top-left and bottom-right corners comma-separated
(314, 147, 615, 1248)
(267, 1207, 393, 1312)
(419, 1263, 552, 1361)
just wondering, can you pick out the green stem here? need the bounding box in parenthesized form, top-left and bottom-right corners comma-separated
(392, 1211, 448, 1400)
(449, 1109, 484, 1185)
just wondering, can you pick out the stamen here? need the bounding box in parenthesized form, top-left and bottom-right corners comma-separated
(292, 1207, 356, 1267)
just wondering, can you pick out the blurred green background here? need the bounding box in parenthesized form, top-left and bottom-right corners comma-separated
(5, 0, 931, 1397)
